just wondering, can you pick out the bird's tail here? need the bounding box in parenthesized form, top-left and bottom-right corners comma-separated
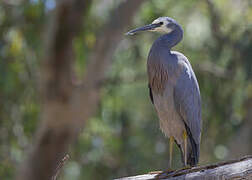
(184, 126, 200, 166)
(187, 139, 199, 166)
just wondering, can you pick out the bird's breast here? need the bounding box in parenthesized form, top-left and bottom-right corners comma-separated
(152, 86, 185, 141)
(147, 57, 182, 95)
(148, 63, 169, 94)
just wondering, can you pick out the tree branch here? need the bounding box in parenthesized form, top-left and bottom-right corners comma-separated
(52, 154, 70, 180)
(73, 0, 146, 126)
(83, 0, 145, 86)
(205, 0, 225, 43)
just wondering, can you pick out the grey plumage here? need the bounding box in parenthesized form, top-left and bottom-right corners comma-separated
(127, 17, 202, 167)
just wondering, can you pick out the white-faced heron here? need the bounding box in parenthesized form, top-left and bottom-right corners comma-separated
(126, 17, 202, 167)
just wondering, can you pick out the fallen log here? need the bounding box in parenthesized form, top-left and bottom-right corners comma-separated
(115, 155, 252, 180)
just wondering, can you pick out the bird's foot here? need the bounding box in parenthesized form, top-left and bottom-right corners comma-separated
(163, 168, 174, 174)
(178, 165, 191, 171)
(148, 168, 174, 175)
(148, 171, 163, 174)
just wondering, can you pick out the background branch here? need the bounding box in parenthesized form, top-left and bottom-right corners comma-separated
(52, 154, 70, 180)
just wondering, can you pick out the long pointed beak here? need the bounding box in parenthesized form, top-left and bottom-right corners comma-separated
(126, 23, 161, 35)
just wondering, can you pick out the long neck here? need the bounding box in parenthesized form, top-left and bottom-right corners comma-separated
(156, 24, 183, 50)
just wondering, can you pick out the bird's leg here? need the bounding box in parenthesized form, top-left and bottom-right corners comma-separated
(175, 131, 191, 172)
(148, 137, 175, 175)
(183, 130, 187, 166)
(169, 136, 174, 168)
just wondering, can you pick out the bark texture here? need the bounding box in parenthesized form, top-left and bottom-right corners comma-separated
(115, 156, 252, 180)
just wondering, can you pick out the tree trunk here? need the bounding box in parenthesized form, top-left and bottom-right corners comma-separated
(17, 0, 145, 180)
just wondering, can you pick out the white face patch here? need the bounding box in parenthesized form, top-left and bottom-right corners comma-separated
(151, 17, 173, 33)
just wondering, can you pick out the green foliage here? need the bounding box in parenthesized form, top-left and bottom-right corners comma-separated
(0, 0, 251, 179)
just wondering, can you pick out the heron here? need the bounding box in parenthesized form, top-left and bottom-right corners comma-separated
(126, 17, 202, 168)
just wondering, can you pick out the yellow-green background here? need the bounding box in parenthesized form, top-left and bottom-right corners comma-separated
(0, 0, 251, 179)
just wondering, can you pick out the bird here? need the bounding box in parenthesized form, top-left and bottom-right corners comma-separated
(126, 17, 202, 168)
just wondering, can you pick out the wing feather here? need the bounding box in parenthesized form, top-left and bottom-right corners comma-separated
(174, 60, 202, 144)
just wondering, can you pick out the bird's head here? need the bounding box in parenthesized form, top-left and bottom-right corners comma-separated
(126, 17, 179, 35)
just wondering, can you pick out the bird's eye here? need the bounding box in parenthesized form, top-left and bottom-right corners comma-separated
(159, 22, 164, 25)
